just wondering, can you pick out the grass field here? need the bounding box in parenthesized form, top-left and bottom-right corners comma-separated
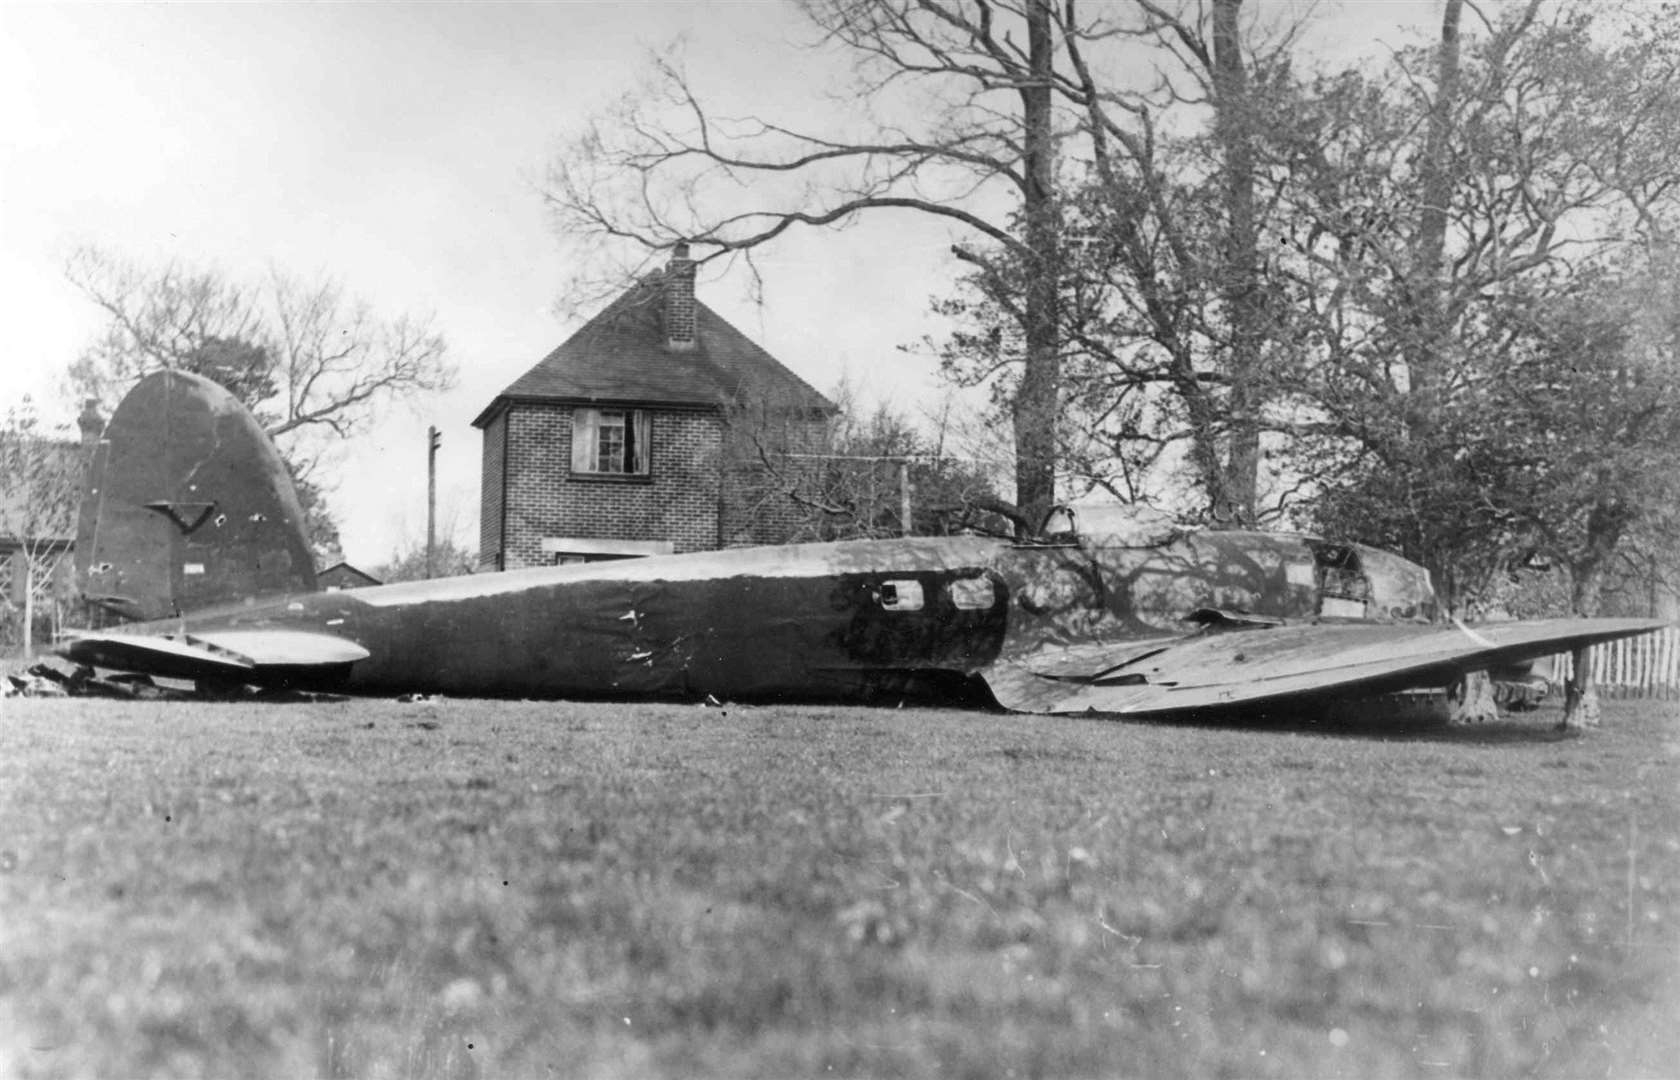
(1, 694, 1676, 1080)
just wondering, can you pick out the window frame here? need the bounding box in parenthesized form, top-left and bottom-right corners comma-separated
(570, 406, 651, 479)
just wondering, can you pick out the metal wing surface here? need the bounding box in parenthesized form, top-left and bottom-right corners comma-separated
(983, 617, 1664, 717)
(60, 629, 370, 684)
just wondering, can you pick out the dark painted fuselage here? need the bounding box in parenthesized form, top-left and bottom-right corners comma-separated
(115, 527, 1440, 702)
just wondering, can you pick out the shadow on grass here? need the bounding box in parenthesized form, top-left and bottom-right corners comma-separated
(1084, 699, 1586, 745)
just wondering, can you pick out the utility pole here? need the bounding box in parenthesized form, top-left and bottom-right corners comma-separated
(899, 460, 913, 538)
(426, 425, 440, 579)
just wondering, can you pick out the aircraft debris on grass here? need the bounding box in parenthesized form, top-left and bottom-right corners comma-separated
(55, 370, 1661, 724)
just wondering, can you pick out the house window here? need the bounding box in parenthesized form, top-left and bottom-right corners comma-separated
(552, 552, 638, 566)
(542, 537, 675, 563)
(572, 408, 650, 476)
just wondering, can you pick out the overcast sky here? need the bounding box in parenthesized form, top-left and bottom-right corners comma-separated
(0, 0, 1444, 567)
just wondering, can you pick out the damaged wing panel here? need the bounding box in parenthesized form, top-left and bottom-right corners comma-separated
(983, 618, 1662, 716)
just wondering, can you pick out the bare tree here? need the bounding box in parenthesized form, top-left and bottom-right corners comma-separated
(66, 246, 455, 441)
(63, 246, 456, 558)
(544, 0, 1308, 531)
(900, 0, 1322, 529)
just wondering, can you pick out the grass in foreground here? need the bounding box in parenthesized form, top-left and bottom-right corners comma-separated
(1, 695, 1676, 1079)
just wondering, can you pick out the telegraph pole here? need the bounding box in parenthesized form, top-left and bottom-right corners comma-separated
(899, 460, 913, 538)
(426, 425, 440, 579)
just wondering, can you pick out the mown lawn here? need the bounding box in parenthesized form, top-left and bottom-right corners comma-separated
(1, 695, 1676, 1079)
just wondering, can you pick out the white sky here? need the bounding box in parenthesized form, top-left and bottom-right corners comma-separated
(0, 0, 1445, 567)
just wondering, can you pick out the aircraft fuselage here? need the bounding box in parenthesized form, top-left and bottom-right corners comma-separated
(88, 528, 1440, 701)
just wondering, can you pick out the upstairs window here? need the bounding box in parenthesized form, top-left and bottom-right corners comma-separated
(572, 408, 650, 476)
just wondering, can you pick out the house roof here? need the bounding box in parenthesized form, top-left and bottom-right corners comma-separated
(474, 279, 834, 426)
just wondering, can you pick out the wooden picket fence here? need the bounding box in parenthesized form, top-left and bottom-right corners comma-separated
(1542, 626, 1680, 700)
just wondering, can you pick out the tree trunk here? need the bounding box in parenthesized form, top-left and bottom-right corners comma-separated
(1561, 650, 1602, 730)
(1211, 0, 1261, 527)
(1402, 0, 1464, 505)
(1013, 0, 1061, 535)
(1414, 0, 1463, 309)
(1561, 512, 1623, 730)
(1408, 0, 1463, 381)
(21, 557, 34, 660)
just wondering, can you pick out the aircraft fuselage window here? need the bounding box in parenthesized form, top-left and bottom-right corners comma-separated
(878, 580, 925, 611)
(1313, 544, 1370, 618)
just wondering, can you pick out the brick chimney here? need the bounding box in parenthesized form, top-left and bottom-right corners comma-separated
(77, 398, 104, 445)
(663, 241, 697, 352)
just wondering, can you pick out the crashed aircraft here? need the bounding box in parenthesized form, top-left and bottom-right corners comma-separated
(59, 370, 1659, 721)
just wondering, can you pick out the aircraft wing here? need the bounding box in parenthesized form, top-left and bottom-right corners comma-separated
(982, 617, 1665, 717)
(58, 629, 370, 684)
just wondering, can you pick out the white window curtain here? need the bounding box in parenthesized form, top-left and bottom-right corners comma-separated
(629, 410, 650, 474)
(571, 408, 598, 472)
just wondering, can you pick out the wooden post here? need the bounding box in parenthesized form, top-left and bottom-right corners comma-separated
(899, 460, 913, 537)
(426, 426, 440, 579)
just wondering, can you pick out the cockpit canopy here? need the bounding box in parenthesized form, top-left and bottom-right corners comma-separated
(1039, 502, 1440, 625)
(1332, 541, 1439, 623)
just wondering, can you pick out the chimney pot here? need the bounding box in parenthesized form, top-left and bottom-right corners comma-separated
(77, 399, 104, 445)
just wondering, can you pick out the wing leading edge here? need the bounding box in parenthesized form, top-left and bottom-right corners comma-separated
(982, 617, 1665, 717)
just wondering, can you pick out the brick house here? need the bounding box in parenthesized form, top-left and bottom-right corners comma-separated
(473, 246, 835, 570)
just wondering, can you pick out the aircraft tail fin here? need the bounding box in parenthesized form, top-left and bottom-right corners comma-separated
(76, 370, 317, 622)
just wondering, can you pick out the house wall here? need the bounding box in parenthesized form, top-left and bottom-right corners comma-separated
(498, 402, 723, 568)
(478, 411, 507, 570)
